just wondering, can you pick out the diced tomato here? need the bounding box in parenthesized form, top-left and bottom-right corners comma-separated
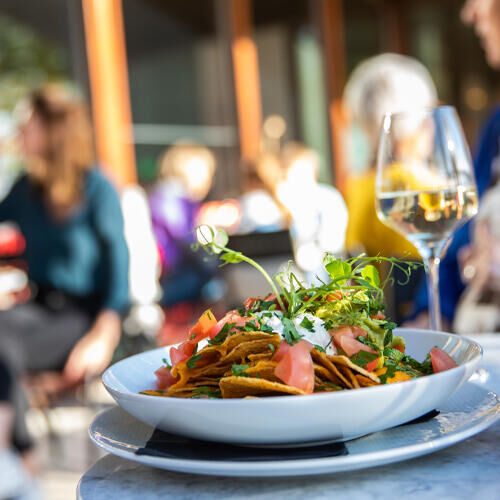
(274, 340, 314, 394)
(169, 340, 197, 367)
(393, 344, 405, 354)
(154, 365, 177, 390)
(326, 291, 343, 302)
(273, 341, 290, 362)
(189, 310, 217, 343)
(371, 311, 386, 320)
(243, 297, 261, 310)
(365, 357, 379, 372)
(330, 325, 375, 357)
(430, 347, 458, 373)
(209, 310, 258, 339)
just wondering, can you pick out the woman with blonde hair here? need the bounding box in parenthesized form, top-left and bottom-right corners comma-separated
(0, 86, 129, 459)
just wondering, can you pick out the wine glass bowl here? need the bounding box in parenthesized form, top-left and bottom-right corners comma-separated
(375, 106, 478, 330)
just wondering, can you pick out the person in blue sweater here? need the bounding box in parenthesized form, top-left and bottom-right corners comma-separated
(0, 86, 129, 458)
(409, 0, 500, 328)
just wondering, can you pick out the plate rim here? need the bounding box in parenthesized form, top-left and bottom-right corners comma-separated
(89, 381, 500, 477)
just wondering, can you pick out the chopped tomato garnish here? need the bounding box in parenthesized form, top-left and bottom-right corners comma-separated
(189, 309, 217, 343)
(274, 340, 314, 394)
(365, 357, 379, 372)
(273, 341, 290, 362)
(371, 311, 386, 320)
(209, 310, 258, 339)
(393, 344, 405, 354)
(154, 365, 177, 390)
(326, 291, 343, 302)
(430, 347, 457, 373)
(170, 340, 197, 367)
(330, 325, 375, 357)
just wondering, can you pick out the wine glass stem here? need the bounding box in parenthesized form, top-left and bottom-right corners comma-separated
(423, 255, 441, 331)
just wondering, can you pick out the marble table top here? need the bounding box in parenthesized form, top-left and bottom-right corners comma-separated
(78, 334, 500, 500)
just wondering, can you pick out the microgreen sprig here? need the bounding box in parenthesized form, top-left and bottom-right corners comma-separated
(193, 225, 286, 311)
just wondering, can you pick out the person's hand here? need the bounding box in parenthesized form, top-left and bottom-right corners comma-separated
(63, 310, 121, 384)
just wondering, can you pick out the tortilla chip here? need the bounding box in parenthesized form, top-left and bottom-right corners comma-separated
(313, 363, 349, 388)
(330, 355, 380, 384)
(311, 350, 354, 389)
(219, 376, 305, 398)
(355, 374, 379, 387)
(337, 365, 360, 388)
(221, 338, 280, 364)
(140, 390, 168, 397)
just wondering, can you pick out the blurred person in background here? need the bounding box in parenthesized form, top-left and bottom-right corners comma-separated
(342, 54, 437, 320)
(449, 0, 500, 333)
(149, 143, 216, 308)
(0, 86, 129, 466)
(343, 53, 438, 259)
(408, 0, 500, 329)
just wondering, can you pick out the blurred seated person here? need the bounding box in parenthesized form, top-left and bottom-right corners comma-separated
(454, 176, 500, 333)
(408, 0, 500, 328)
(148, 143, 216, 307)
(342, 54, 437, 320)
(343, 53, 438, 259)
(0, 86, 129, 457)
(237, 153, 286, 234)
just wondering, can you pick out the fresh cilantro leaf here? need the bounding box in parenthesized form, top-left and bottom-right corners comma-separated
(402, 353, 433, 375)
(260, 323, 274, 334)
(384, 321, 397, 330)
(325, 381, 343, 390)
(260, 300, 276, 310)
(379, 360, 398, 384)
(162, 358, 171, 369)
(268, 343, 275, 353)
(191, 387, 222, 399)
(383, 347, 404, 363)
(282, 317, 303, 345)
(313, 344, 326, 353)
(189, 333, 197, 341)
(384, 330, 393, 347)
(186, 353, 202, 369)
(351, 350, 379, 367)
(208, 331, 229, 345)
(232, 364, 250, 377)
(244, 319, 259, 331)
(300, 316, 315, 332)
(237, 307, 245, 316)
(357, 336, 380, 352)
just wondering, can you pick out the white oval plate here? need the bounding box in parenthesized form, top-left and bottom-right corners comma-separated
(90, 381, 500, 477)
(102, 329, 482, 445)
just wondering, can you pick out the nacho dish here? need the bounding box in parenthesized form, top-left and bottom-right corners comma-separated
(143, 226, 458, 399)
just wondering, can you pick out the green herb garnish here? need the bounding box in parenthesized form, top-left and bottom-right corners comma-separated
(232, 364, 250, 377)
(300, 316, 315, 332)
(191, 387, 222, 399)
(186, 353, 202, 369)
(282, 317, 303, 345)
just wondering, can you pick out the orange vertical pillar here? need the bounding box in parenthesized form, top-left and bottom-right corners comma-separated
(318, 0, 347, 193)
(227, 0, 263, 162)
(82, 0, 137, 187)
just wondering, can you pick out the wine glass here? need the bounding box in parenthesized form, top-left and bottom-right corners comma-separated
(375, 106, 478, 331)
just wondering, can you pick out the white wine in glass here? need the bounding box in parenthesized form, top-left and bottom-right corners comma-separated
(375, 107, 478, 331)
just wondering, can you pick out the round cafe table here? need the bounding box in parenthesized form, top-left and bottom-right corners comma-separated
(78, 335, 500, 500)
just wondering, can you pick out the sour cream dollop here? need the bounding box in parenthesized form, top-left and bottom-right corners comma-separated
(254, 311, 335, 355)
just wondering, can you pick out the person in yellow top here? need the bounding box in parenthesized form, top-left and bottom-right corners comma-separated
(345, 172, 419, 258)
(343, 53, 438, 260)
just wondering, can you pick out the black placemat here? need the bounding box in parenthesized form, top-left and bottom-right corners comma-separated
(135, 410, 439, 462)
